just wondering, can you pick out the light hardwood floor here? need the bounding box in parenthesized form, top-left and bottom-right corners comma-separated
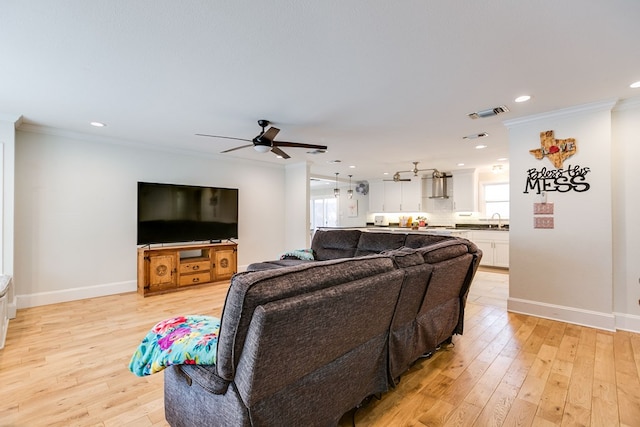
(2, 271, 640, 426)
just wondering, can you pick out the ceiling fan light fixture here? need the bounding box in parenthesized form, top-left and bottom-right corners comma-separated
(253, 145, 271, 153)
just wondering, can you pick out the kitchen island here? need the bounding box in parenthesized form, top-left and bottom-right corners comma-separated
(316, 225, 509, 268)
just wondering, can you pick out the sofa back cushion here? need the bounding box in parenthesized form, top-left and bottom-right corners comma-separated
(311, 229, 362, 261)
(216, 255, 395, 381)
(404, 233, 451, 248)
(415, 239, 470, 263)
(416, 251, 474, 353)
(233, 268, 405, 425)
(354, 232, 407, 257)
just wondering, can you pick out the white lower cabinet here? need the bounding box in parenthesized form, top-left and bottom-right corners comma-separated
(471, 230, 509, 268)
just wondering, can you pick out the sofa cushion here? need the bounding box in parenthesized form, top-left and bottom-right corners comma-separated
(404, 233, 451, 248)
(354, 232, 406, 257)
(381, 246, 425, 268)
(311, 229, 362, 261)
(246, 259, 313, 271)
(415, 239, 470, 263)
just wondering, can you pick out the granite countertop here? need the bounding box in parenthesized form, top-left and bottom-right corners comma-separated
(364, 223, 509, 231)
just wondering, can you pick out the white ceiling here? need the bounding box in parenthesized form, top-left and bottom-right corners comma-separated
(2, 1, 639, 182)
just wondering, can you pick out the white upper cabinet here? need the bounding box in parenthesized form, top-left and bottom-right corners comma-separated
(452, 169, 478, 212)
(399, 179, 422, 211)
(368, 180, 385, 212)
(368, 179, 422, 212)
(383, 181, 402, 211)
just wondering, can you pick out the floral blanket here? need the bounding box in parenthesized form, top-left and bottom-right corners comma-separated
(128, 315, 220, 376)
(279, 248, 314, 261)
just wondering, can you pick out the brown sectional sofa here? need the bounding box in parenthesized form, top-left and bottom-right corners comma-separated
(164, 229, 482, 426)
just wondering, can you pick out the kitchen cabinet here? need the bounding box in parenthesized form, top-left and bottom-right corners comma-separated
(452, 169, 478, 212)
(368, 179, 422, 212)
(471, 230, 509, 268)
(369, 181, 385, 212)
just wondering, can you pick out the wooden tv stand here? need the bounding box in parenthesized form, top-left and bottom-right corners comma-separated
(137, 242, 237, 297)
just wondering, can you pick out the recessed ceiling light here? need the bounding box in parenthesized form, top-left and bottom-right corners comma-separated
(475, 144, 487, 149)
(90, 121, 106, 127)
(497, 157, 508, 161)
(383, 172, 389, 175)
(515, 95, 531, 103)
(463, 132, 488, 140)
(631, 81, 640, 89)
(349, 165, 356, 169)
(457, 163, 465, 167)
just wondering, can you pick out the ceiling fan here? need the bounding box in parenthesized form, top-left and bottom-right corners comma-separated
(196, 119, 328, 159)
(386, 161, 447, 182)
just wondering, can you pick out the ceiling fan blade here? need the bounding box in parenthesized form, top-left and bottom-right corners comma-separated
(221, 144, 254, 153)
(195, 134, 252, 142)
(260, 127, 280, 142)
(273, 141, 328, 150)
(271, 146, 291, 159)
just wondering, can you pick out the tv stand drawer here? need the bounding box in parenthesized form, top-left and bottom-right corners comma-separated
(179, 271, 212, 286)
(180, 260, 210, 274)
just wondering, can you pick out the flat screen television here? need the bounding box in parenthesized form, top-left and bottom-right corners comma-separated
(137, 182, 238, 245)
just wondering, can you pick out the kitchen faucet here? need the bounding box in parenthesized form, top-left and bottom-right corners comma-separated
(490, 212, 502, 229)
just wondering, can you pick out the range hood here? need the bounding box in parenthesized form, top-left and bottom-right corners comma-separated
(428, 171, 451, 199)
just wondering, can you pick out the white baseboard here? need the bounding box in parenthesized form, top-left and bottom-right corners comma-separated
(614, 312, 640, 333)
(8, 296, 16, 319)
(16, 280, 137, 309)
(507, 297, 616, 332)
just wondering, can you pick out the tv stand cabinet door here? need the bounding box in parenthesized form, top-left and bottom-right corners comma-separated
(148, 254, 178, 292)
(213, 247, 236, 281)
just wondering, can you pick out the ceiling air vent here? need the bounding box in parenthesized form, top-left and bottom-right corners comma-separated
(467, 105, 510, 119)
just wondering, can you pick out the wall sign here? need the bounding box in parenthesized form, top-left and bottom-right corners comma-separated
(525, 130, 591, 194)
(524, 164, 591, 194)
(529, 130, 576, 168)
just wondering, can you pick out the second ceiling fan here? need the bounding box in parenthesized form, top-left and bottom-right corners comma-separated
(196, 119, 327, 159)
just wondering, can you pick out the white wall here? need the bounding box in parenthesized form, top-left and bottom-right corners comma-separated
(506, 100, 616, 330)
(284, 162, 311, 249)
(15, 129, 289, 308)
(0, 115, 19, 318)
(612, 98, 640, 330)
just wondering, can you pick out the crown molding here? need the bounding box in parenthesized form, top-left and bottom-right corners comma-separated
(0, 113, 23, 127)
(16, 123, 284, 171)
(612, 95, 640, 112)
(503, 98, 618, 128)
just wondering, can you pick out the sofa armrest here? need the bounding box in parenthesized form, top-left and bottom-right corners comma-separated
(177, 365, 230, 394)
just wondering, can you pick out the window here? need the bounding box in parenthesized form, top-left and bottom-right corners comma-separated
(311, 197, 337, 229)
(483, 182, 509, 219)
